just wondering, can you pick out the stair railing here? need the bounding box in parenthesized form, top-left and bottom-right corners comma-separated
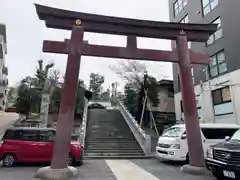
(118, 100, 151, 155)
(79, 98, 88, 147)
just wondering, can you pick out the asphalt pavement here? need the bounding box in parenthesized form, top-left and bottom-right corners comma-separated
(0, 159, 216, 180)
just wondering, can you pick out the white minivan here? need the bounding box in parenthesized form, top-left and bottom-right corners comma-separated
(156, 123, 239, 162)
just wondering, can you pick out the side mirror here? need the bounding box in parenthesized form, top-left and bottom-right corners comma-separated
(225, 136, 231, 141)
(181, 134, 187, 140)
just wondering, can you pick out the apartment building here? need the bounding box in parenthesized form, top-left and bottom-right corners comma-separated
(0, 24, 8, 111)
(169, 0, 240, 124)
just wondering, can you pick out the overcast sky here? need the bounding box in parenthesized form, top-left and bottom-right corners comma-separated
(0, 0, 172, 90)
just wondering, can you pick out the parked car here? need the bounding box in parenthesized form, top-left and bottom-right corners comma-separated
(0, 127, 83, 167)
(156, 123, 239, 162)
(206, 128, 240, 180)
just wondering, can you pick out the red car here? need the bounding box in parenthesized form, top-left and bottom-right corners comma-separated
(0, 127, 83, 167)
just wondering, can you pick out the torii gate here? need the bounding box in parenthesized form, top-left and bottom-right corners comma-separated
(34, 4, 217, 180)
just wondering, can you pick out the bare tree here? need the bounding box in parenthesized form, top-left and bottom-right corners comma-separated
(50, 70, 60, 83)
(110, 60, 147, 90)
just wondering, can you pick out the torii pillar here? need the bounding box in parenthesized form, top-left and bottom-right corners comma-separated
(35, 23, 84, 180)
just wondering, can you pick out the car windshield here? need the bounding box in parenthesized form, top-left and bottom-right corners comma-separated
(231, 129, 240, 140)
(162, 127, 185, 137)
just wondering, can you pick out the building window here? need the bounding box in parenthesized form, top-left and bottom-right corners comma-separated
(202, 0, 219, 16)
(174, 0, 188, 17)
(207, 17, 223, 45)
(0, 44, 3, 59)
(212, 86, 233, 115)
(209, 50, 227, 78)
(180, 15, 189, 23)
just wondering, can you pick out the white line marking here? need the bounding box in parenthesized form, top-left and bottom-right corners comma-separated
(106, 160, 160, 180)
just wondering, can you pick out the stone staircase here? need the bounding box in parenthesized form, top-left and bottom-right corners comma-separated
(84, 109, 146, 159)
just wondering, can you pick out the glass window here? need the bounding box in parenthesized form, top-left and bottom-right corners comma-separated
(174, 0, 188, 17)
(210, 67, 218, 77)
(211, 0, 219, 9)
(218, 63, 227, 74)
(231, 130, 240, 140)
(212, 89, 222, 105)
(39, 130, 56, 142)
(207, 35, 214, 45)
(212, 86, 231, 105)
(212, 86, 233, 115)
(207, 17, 223, 45)
(21, 130, 38, 141)
(202, 128, 238, 139)
(209, 50, 227, 78)
(3, 130, 16, 140)
(202, 0, 219, 16)
(214, 102, 233, 115)
(162, 127, 185, 137)
(210, 56, 217, 66)
(180, 15, 189, 23)
(221, 87, 231, 102)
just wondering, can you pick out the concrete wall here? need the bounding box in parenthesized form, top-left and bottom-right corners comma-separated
(0, 32, 8, 111)
(174, 69, 240, 124)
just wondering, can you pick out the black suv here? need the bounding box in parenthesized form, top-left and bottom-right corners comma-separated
(206, 129, 240, 180)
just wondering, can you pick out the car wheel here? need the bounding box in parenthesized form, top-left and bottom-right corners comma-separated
(68, 154, 75, 166)
(2, 154, 16, 167)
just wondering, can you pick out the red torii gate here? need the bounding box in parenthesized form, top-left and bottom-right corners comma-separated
(34, 4, 217, 180)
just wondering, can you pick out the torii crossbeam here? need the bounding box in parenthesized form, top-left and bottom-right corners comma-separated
(34, 3, 217, 180)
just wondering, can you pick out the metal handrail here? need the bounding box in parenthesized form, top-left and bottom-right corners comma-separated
(79, 98, 88, 147)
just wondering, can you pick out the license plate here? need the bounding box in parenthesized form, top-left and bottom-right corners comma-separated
(223, 170, 235, 178)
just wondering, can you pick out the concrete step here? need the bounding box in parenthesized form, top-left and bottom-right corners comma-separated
(84, 155, 148, 159)
(85, 144, 140, 148)
(85, 146, 142, 150)
(85, 140, 138, 143)
(84, 147, 143, 150)
(84, 152, 145, 157)
(85, 137, 136, 141)
(84, 149, 144, 153)
(85, 142, 139, 146)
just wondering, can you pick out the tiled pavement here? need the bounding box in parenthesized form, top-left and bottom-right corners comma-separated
(0, 159, 216, 180)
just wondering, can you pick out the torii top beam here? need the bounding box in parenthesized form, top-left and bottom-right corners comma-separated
(35, 4, 217, 42)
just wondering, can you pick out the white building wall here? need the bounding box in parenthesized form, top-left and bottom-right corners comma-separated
(0, 34, 7, 110)
(174, 69, 240, 125)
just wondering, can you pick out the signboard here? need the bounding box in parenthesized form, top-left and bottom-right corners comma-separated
(40, 93, 50, 126)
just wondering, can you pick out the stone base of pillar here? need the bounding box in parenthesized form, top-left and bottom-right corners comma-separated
(34, 166, 78, 180)
(181, 164, 212, 176)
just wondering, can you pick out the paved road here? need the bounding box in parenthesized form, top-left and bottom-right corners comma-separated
(0, 159, 216, 180)
(0, 112, 19, 135)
